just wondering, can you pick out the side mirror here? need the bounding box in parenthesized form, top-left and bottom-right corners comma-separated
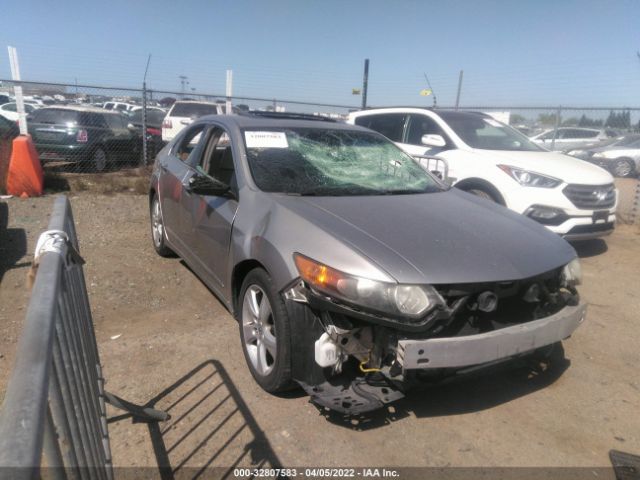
(187, 175, 230, 197)
(421, 134, 446, 148)
(127, 123, 137, 130)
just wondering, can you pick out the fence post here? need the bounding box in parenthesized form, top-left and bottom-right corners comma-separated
(550, 106, 562, 150)
(141, 82, 148, 166)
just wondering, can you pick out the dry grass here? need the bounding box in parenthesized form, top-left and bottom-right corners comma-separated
(44, 166, 151, 195)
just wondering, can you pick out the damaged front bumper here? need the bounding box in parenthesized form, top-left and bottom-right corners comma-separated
(397, 302, 587, 370)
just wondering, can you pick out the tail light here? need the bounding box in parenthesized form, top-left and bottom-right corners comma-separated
(147, 127, 161, 136)
(162, 119, 172, 129)
(76, 129, 88, 143)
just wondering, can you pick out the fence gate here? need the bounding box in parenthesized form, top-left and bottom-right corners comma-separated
(0, 195, 168, 480)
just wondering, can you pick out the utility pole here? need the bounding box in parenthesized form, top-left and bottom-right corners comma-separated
(226, 70, 233, 114)
(7, 47, 27, 135)
(455, 70, 464, 110)
(361, 59, 369, 110)
(179, 75, 188, 97)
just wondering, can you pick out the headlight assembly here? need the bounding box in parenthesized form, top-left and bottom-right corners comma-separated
(293, 253, 443, 320)
(498, 165, 562, 188)
(561, 257, 582, 287)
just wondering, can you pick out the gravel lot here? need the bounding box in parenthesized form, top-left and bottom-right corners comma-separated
(0, 185, 639, 474)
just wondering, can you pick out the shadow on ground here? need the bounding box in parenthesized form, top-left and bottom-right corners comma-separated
(0, 201, 28, 284)
(317, 345, 570, 431)
(108, 359, 283, 480)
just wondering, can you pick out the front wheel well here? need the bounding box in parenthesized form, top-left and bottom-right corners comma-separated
(455, 178, 506, 206)
(231, 259, 268, 317)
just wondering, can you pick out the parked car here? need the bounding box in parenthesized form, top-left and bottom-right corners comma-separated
(102, 101, 138, 113)
(565, 134, 640, 178)
(347, 108, 617, 241)
(27, 106, 140, 171)
(0, 94, 11, 105)
(0, 115, 19, 190)
(530, 127, 618, 151)
(161, 101, 225, 142)
(127, 108, 167, 159)
(149, 112, 586, 414)
(0, 102, 37, 121)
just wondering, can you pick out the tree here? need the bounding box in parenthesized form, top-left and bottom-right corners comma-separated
(510, 113, 526, 125)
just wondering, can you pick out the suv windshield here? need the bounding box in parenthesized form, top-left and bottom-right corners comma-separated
(439, 111, 544, 151)
(244, 128, 444, 196)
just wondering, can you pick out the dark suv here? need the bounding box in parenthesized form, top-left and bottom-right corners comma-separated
(27, 106, 140, 171)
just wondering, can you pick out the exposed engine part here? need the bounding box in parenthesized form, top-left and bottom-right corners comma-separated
(315, 332, 348, 371)
(477, 291, 498, 312)
(283, 280, 308, 303)
(523, 283, 540, 303)
(299, 377, 405, 415)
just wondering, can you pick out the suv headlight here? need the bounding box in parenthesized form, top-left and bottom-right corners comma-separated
(498, 165, 562, 188)
(561, 257, 582, 287)
(293, 253, 443, 319)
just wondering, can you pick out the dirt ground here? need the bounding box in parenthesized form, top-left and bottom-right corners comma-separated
(1, 186, 639, 474)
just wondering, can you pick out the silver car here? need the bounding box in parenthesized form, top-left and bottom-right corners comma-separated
(566, 134, 640, 178)
(149, 113, 586, 414)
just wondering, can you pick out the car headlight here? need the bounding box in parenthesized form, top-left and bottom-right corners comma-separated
(293, 253, 443, 319)
(498, 165, 562, 188)
(567, 149, 585, 157)
(592, 152, 605, 158)
(561, 257, 582, 287)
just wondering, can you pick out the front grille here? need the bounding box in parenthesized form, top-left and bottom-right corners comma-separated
(563, 183, 616, 209)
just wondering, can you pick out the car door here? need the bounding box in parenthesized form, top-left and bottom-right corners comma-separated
(185, 126, 239, 290)
(158, 123, 208, 255)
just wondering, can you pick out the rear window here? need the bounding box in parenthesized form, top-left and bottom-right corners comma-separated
(170, 103, 218, 118)
(30, 109, 80, 125)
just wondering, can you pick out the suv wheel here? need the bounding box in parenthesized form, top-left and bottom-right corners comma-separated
(612, 158, 634, 178)
(239, 268, 293, 393)
(150, 194, 174, 257)
(92, 147, 107, 172)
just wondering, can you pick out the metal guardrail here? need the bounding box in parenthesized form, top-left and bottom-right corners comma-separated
(414, 155, 450, 184)
(0, 196, 167, 479)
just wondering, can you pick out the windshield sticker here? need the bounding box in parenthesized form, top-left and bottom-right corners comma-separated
(484, 118, 502, 128)
(245, 131, 288, 149)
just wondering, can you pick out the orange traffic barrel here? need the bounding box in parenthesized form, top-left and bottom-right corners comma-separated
(6, 135, 43, 197)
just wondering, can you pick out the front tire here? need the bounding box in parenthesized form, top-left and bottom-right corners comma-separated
(464, 186, 501, 203)
(612, 158, 635, 178)
(92, 147, 108, 172)
(239, 268, 293, 393)
(150, 194, 174, 257)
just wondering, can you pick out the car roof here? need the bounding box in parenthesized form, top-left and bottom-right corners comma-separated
(193, 113, 364, 131)
(172, 100, 221, 105)
(37, 105, 124, 114)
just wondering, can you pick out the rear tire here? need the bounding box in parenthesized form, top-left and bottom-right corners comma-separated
(464, 186, 501, 203)
(150, 194, 174, 257)
(238, 268, 294, 393)
(91, 147, 108, 172)
(612, 158, 635, 178)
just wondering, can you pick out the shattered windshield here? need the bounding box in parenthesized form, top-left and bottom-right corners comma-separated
(243, 128, 444, 196)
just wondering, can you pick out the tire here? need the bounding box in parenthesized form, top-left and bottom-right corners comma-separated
(150, 194, 174, 257)
(465, 187, 500, 203)
(612, 158, 635, 178)
(238, 268, 293, 393)
(91, 147, 108, 172)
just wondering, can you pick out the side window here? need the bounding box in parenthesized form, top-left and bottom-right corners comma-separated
(174, 124, 207, 163)
(405, 114, 448, 146)
(84, 113, 108, 128)
(354, 114, 407, 142)
(104, 114, 122, 129)
(3, 104, 17, 112)
(199, 128, 235, 187)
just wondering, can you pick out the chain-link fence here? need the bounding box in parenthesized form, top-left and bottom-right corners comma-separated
(0, 79, 638, 222)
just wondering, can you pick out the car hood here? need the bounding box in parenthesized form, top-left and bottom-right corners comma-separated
(273, 189, 576, 285)
(474, 149, 613, 184)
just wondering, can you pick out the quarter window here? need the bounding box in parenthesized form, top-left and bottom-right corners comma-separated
(354, 114, 407, 142)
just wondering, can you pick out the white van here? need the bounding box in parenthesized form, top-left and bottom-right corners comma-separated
(347, 108, 617, 241)
(161, 101, 226, 142)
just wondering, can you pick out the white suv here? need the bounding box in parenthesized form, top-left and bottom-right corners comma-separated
(347, 108, 617, 241)
(161, 101, 226, 142)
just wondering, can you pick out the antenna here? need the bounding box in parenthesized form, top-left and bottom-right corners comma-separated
(423, 72, 437, 108)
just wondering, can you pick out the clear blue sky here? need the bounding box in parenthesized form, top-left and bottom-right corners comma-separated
(2, 0, 640, 108)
